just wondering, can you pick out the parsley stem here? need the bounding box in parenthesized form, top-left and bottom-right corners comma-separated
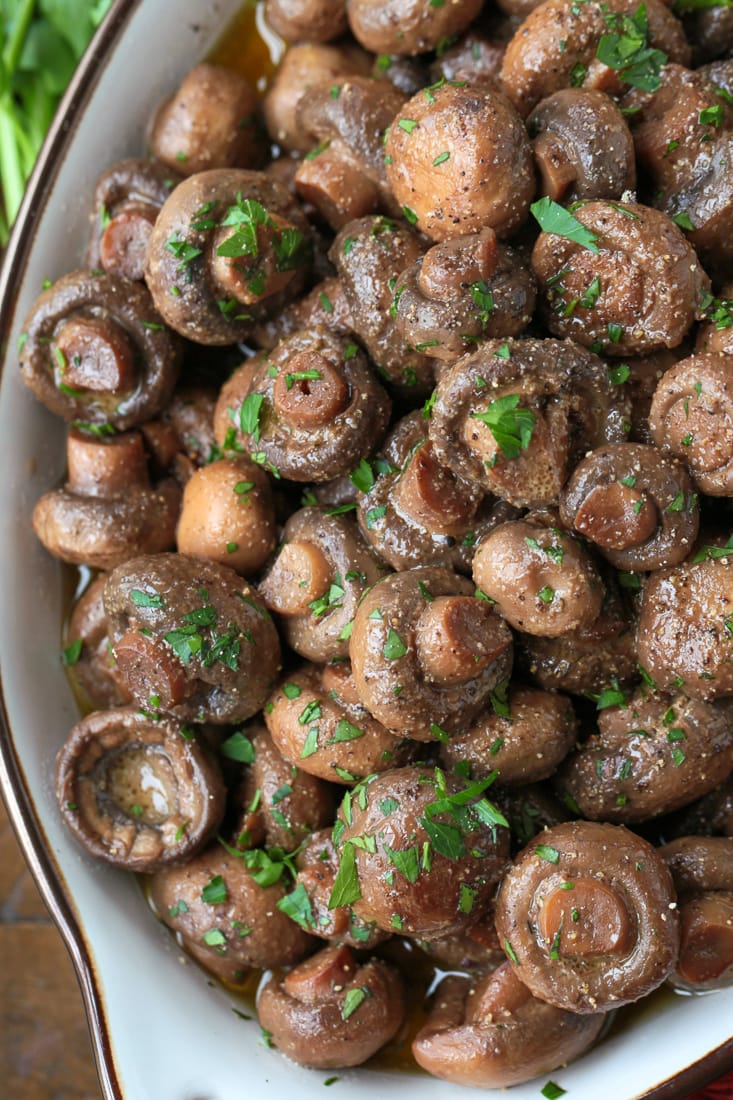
(0, 104, 26, 229)
(3, 0, 36, 75)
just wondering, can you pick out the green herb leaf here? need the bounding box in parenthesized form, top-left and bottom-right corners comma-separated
(530, 196, 599, 253)
(201, 875, 228, 905)
(220, 732, 256, 763)
(471, 394, 536, 460)
(328, 841, 361, 908)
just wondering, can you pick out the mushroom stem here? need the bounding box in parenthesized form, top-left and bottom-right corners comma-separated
(259, 540, 333, 616)
(66, 428, 150, 496)
(415, 595, 510, 685)
(113, 629, 190, 709)
(395, 442, 475, 531)
(532, 130, 577, 203)
(272, 352, 349, 428)
(295, 144, 381, 230)
(418, 228, 498, 300)
(539, 879, 633, 958)
(282, 943, 356, 1002)
(55, 315, 137, 394)
(99, 202, 158, 282)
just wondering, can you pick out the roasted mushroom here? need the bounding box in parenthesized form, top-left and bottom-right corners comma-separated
(64, 573, 129, 710)
(258, 505, 386, 662)
(346, 0, 483, 56)
(661, 837, 733, 991)
(412, 962, 605, 1087)
(531, 201, 709, 357)
(257, 944, 406, 1067)
(104, 553, 281, 723)
(19, 270, 181, 429)
(350, 567, 513, 740)
(265, 0, 348, 42)
(55, 708, 225, 871)
(32, 428, 181, 570)
(148, 64, 263, 176)
(384, 82, 534, 240)
(86, 158, 181, 282)
(494, 820, 680, 1012)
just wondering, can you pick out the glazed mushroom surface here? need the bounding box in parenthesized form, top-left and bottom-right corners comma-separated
(29, 8, 733, 1091)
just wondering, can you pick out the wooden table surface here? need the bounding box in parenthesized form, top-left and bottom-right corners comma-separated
(0, 796, 100, 1100)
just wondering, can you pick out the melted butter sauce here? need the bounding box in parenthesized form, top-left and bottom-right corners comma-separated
(207, 1, 285, 93)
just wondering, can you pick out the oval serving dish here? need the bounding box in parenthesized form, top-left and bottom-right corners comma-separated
(1, 2, 733, 1098)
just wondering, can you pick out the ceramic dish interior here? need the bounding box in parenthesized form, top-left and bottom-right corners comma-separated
(1, 2, 733, 1098)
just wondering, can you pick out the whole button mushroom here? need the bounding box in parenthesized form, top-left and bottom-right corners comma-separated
(429, 31, 506, 87)
(265, 0, 348, 42)
(55, 708, 225, 872)
(500, 0, 690, 118)
(384, 82, 534, 241)
(473, 520, 606, 637)
(144, 168, 311, 345)
(214, 329, 391, 483)
(350, 567, 513, 741)
(528, 89, 636, 203)
(357, 411, 517, 575)
(293, 829, 388, 948)
(265, 663, 413, 785)
(32, 427, 181, 571)
(64, 573, 129, 709)
(391, 228, 537, 362)
(661, 837, 733, 991)
(330, 215, 435, 395)
(494, 820, 681, 1013)
(336, 766, 510, 938)
(441, 685, 577, 786)
(263, 42, 372, 154)
(257, 944, 406, 1068)
(428, 337, 627, 509)
(346, 0, 483, 56)
(531, 201, 710, 357)
(258, 506, 386, 662)
(294, 76, 406, 230)
(412, 962, 605, 1088)
(637, 547, 733, 700)
(148, 64, 263, 176)
(520, 573, 639, 696)
(559, 443, 700, 571)
(176, 456, 276, 575)
(149, 844, 316, 984)
(104, 553, 280, 724)
(557, 688, 733, 823)
(649, 354, 733, 496)
(19, 270, 181, 430)
(85, 158, 181, 282)
(232, 725, 336, 851)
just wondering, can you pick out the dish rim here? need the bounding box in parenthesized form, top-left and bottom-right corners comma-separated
(0, 3, 732, 1098)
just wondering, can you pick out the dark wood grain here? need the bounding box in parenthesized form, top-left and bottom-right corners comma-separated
(0, 797, 101, 1100)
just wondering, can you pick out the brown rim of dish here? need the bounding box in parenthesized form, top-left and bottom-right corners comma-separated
(0, 6, 732, 1100)
(0, 2, 140, 1098)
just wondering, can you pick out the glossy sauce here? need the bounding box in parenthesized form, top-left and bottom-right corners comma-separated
(207, 1, 285, 93)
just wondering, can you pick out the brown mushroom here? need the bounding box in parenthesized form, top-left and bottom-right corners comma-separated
(350, 567, 513, 740)
(329, 215, 435, 394)
(232, 725, 336, 851)
(429, 31, 506, 87)
(338, 765, 510, 937)
(176, 456, 276, 575)
(428, 337, 628, 508)
(441, 686, 577, 786)
(55, 707, 225, 871)
(556, 688, 733, 823)
(149, 843, 315, 984)
(144, 169, 311, 345)
(473, 519, 606, 637)
(213, 328, 391, 483)
(531, 201, 710, 357)
(64, 573, 129, 709)
(637, 548, 733, 700)
(559, 442, 700, 570)
(32, 428, 181, 570)
(661, 837, 733, 991)
(265, 662, 413, 785)
(257, 944, 406, 1067)
(252, 276, 354, 351)
(384, 82, 534, 241)
(346, 0, 483, 56)
(529, 89, 636, 203)
(500, 0, 690, 118)
(294, 76, 406, 229)
(649, 353, 733, 496)
(85, 158, 181, 281)
(265, 0, 348, 42)
(19, 270, 181, 429)
(104, 553, 281, 723)
(357, 410, 518, 575)
(148, 64, 263, 176)
(258, 505, 386, 662)
(391, 229, 537, 362)
(494, 820, 680, 1012)
(412, 963, 605, 1087)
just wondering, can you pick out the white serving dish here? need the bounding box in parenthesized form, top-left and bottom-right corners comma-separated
(0, 2, 732, 1097)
